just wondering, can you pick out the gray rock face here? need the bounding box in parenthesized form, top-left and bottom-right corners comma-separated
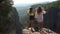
(43, 7, 60, 34)
(0, 7, 22, 34)
(8, 7, 22, 34)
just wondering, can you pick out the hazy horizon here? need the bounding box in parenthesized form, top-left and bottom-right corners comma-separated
(13, 0, 57, 7)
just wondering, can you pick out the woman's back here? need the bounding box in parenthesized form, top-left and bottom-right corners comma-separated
(35, 11, 46, 22)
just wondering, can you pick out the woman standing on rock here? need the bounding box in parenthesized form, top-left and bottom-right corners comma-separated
(35, 6, 46, 31)
(27, 7, 35, 29)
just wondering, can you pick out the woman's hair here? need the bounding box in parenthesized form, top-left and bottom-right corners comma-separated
(37, 7, 42, 14)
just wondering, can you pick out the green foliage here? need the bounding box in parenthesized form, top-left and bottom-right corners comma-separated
(43, 1, 60, 10)
(0, 0, 14, 33)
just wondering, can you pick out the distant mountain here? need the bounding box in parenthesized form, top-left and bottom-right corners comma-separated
(15, 4, 32, 17)
(31, 2, 52, 11)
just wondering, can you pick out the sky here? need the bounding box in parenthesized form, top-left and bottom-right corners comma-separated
(13, 0, 57, 5)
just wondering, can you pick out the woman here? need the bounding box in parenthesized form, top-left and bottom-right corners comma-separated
(35, 7, 46, 31)
(27, 8, 35, 29)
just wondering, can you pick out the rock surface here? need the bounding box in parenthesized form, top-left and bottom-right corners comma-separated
(22, 28, 58, 34)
